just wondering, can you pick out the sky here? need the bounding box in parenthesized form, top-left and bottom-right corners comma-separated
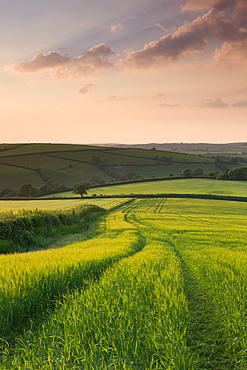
(0, 0, 247, 144)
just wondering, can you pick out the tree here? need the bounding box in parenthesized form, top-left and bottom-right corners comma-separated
(180, 168, 192, 177)
(18, 183, 37, 197)
(228, 167, 247, 180)
(168, 173, 174, 177)
(193, 167, 203, 176)
(73, 182, 90, 197)
(0, 187, 17, 197)
(217, 169, 230, 180)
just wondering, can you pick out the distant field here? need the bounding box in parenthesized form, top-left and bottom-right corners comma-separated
(0, 198, 129, 214)
(59, 178, 247, 198)
(0, 143, 224, 190)
(107, 148, 214, 163)
(111, 163, 221, 178)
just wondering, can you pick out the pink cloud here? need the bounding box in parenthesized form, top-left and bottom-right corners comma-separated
(233, 99, 247, 107)
(110, 23, 123, 32)
(6, 44, 114, 79)
(78, 83, 96, 95)
(195, 97, 229, 108)
(101, 95, 126, 102)
(118, 0, 247, 69)
(183, 0, 247, 27)
(153, 92, 170, 99)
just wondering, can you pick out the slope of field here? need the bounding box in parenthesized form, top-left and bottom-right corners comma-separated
(0, 143, 222, 189)
(0, 198, 129, 214)
(2, 198, 247, 369)
(62, 178, 247, 198)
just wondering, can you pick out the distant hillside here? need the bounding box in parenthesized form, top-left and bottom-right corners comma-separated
(99, 142, 247, 156)
(0, 143, 245, 190)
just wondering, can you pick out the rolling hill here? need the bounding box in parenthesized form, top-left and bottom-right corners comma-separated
(0, 143, 244, 190)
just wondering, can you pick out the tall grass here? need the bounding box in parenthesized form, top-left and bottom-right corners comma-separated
(0, 220, 143, 339)
(2, 197, 247, 369)
(3, 235, 195, 369)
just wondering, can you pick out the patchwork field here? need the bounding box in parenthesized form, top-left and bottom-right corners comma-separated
(1, 197, 247, 369)
(0, 143, 233, 190)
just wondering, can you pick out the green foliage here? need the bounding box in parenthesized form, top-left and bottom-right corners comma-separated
(228, 167, 247, 180)
(180, 168, 192, 177)
(73, 182, 90, 197)
(0, 205, 106, 254)
(193, 167, 203, 176)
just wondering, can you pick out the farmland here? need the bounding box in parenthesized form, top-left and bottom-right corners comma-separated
(0, 143, 239, 190)
(1, 196, 247, 369)
(77, 178, 247, 197)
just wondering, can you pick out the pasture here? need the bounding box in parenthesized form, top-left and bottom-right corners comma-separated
(76, 178, 247, 197)
(1, 197, 247, 369)
(0, 143, 227, 189)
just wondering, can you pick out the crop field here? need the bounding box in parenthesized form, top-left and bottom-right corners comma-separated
(72, 178, 247, 197)
(0, 198, 128, 214)
(1, 196, 247, 369)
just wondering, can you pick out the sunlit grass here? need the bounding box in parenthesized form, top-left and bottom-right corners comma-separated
(2, 197, 247, 368)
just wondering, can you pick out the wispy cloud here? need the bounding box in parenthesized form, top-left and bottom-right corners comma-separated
(159, 103, 179, 107)
(152, 92, 169, 99)
(233, 99, 247, 107)
(78, 83, 96, 95)
(110, 23, 123, 33)
(110, 16, 137, 33)
(6, 44, 114, 79)
(101, 95, 127, 102)
(195, 97, 229, 108)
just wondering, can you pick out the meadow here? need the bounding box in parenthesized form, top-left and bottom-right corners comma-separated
(71, 178, 247, 197)
(1, 196, 247, 369)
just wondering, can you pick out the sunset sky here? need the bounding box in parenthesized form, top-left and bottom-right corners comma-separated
(1, 0, 247, 144)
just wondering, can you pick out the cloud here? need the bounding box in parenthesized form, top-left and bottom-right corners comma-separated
(110, 23, 123, 32)
(183, 0, 247, 27)
(153, 92, 169, 99)
(195, 97, 229, 108)
(110, 16, 137, 33)
(6, 44, 114, 79)
(233, 99, 247, 107)
(159, 103, 179, 107)
(78, 83, 96, 95)
(118, 0, 247, 68)
(213, 40, 247, 67)
(101, 95, 126, 102)
(221, 84, 247, 95)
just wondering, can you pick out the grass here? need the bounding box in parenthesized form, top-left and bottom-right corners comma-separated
(82, 178, 247, 197)
(0, 198, 129, 214)
(0, 219, 143, 339)
(1, 197, 247, 368)
(0, 143, 224, 190)
(52, 150, 156, 165)
(0, 164, 42, 189)
(0, 144, 100, 156)
(106, 148, 214, 163)
(0, 154, 74, 170)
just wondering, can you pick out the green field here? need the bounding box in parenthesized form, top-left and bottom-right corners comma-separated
(64, 178, 247, 197)
(0, 143, 228, 190)
(1, 196, 247, 369)
(0, 198, 128, 214)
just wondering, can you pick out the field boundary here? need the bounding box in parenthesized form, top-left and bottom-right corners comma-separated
(1, 193, 247, 202)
